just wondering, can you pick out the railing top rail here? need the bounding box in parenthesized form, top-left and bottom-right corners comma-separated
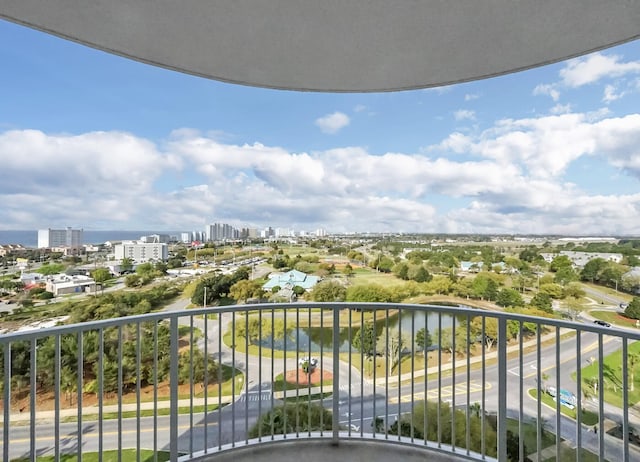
(2, 301, 639, 343)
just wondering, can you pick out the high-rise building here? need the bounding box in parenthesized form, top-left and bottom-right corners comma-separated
(205, 222, 239, 241)
(37, 227, 83, 249)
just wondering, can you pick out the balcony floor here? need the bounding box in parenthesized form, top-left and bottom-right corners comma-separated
(184, 437, 476, 462)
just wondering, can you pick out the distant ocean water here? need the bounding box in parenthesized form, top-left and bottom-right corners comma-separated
(0, 230, 180, 248)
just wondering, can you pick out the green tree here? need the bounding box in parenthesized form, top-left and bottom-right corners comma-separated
(563, 281, 585, 299)
(229, 279, 264, 302)
(628, 352, 640, 392)
(550, 255, 572, 272)
(600, 263, 625, 290)
(346, 284, 396, 303)
(423, 275, 452, 295)
(496, 288, 524, 307)
(310, 280, 346, 302)
(554, 265, 578, 285)
(529, 292, 553, 313)
(564, 296, 583, 321)
(249, 402, 332, 438)
(415, 266, 432, 283)
(388, 400, 497, 457)
(178, 347, 218, 386)
(471, 317, 498, 350)
(352, 322, 377, 357)
(124, 274, 143, 287)
(342, 262, 354, 277)
(392, 262, 409, 280)
(91, 267, 112, 284)
(580, 258, 606, 282)
(484, 279, 499, 301)
(415, 327, 432, 351)
(120, 257, 133, 273)
(539, 283, 563, 299)
(625, 297, 640, 320)
(519, 247, 539, 263)
(377, 329, 407, 372)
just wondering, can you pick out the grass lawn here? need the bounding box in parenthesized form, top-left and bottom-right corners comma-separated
(545, 449, 602, 462)
(506, 417, 602, 461)
(66, 403, 222, 422)
(349, 267, 407, 287)
(578, 340, 640, 408)
(507, 417, 555, 456)
(528, 389, 599, 426)
(583, 282, 632, 303)
(589, 310, 639, 328)
(12, 449, 170, 462)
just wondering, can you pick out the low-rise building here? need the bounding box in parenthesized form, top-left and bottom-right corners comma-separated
(460, 261, 483, 272)
(560, 251, 623, 268)
(45, 274, 96, 296)
(0, 244, 28, 257)
(262, 270, 320, 292)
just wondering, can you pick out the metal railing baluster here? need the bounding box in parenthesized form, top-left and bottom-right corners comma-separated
(29, 339, 36, 462)
(497, 317, 507, 462)
(332, 306, 340, 444)
(77, 331, 83, 462)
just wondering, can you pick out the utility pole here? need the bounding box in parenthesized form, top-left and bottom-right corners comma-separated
(204, 286, 207, 308)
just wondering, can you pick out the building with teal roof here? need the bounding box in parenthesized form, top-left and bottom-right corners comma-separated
(262, 269, 320, 292)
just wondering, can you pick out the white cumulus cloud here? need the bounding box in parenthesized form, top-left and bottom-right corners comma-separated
(315, 112, 350, 134)
(453, 110, 475, 121)
(533, 84, 560, 102)
(560, 52, 640, 87)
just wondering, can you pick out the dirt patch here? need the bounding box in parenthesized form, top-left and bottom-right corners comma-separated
(284, 368, 332, 386)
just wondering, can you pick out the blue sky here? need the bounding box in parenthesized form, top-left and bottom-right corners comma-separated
(1, 20, 640, 235)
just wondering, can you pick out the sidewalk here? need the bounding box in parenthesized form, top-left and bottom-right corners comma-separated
(2, 394, 237, 424)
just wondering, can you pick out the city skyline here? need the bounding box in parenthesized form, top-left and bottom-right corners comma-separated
(2, 21, 640, 234)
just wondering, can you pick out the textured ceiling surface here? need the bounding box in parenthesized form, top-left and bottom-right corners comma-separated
(1, 1, 639, 92)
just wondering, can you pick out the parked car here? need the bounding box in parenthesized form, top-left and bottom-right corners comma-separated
(593, 320, 611, 327)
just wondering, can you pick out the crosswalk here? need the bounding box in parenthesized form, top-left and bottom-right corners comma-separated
(237, 391, 272, 402)
(388, 380, 489, 404)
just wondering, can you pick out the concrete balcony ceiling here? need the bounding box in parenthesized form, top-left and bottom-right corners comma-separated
(1, 1, 639, 92)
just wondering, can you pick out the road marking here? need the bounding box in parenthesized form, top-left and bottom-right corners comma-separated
(238, 392, 272, 402)
(4, 421, 219, 444)
(522, 336, 616, 379)
(388, 380, 490, 404)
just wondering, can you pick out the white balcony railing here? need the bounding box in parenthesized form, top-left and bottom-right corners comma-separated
(1, 303, 640, 461)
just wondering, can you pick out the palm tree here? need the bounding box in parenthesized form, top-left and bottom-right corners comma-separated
(628, 352, 640, 392)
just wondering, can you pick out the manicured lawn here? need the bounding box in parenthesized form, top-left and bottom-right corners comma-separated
(528, 389, 599, 426)
(12, 449, 170, 461)
(67, 403, 222, 422)
(583, 283, 632, 303)
(545, 449, 601, 462)
(349, 267, 407, 286)
(579, 340, 640, 408)
(589, 310, 639, 328)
